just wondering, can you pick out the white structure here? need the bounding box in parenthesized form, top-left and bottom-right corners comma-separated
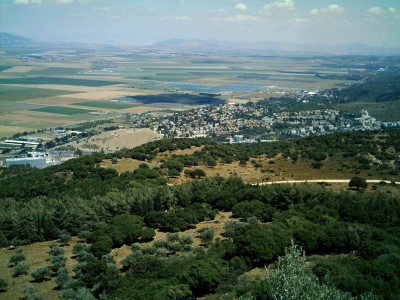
(6, 157, 47, 168)
(6, 152, 48, 169)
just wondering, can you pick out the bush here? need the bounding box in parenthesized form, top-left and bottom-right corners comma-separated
(141, 227, 156, 242)
(198, 227, 214, 246)
(55, 267, 72, 290)
(9, 251, 26, 266)
(59, 233, 71, 245)
(49, 245, 65, 257)
(0, 278, 8, 291)
(14, 261, 30, 276)
(349, 177, 368, 190)
(91, 235, 113, 258)
(31, 267, 51, 282)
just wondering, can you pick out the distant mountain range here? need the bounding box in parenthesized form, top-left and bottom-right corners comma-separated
(1, 32, 399, 56)
(150, 39, 400, 56)
(0, 32, 37, 46)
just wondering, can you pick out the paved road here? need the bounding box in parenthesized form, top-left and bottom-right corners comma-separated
(253, 179, 400, 185)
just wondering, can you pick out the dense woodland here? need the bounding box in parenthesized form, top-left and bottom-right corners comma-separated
(0, 130, 400, 299)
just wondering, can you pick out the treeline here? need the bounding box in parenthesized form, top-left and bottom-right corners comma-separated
(1, 175, 400, 298)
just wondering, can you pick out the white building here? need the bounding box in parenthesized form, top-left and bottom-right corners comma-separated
(6, 157, 47, 169)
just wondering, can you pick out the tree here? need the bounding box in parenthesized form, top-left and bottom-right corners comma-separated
(49, 245, 65, 256)
(14, 261, 30, 276)
(257, 241, 370, 300)
(0, 278, 8, 291)
(61, 287, 96, 300)
(198, 227, 214, 247)
(349, 177, 368, 190)
(9, 250, 26, 266)
(91, 235, 113, 258)
(55, 267, 72, 290)
(59, 233, 71, 246)
(141, 227, 156, 242)
(31, 267, 51, 282)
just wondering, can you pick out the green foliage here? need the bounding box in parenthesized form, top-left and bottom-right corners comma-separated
(0, 278, 8, 291)
(13, 261, 30, 276)
(232, 200, 275, 222)
(55, 267, 72, 290)
(349, 176, 368, 190)
(313, 254, 400, 299)
(198, 227, 214, 247)
(184, 169, 206, 178)
(233, 223, 291, 264)
(31, 267, 51, 282)
(91, 235, 113, 258)
(61, 287, 96, 300)
(109, 214, 144, 246)
(9, 250, 26, 265)
(260, 242, 366, 300)
(59, 233, 71, 245)
(141, 227, 156, 242)
(49, 244, 65, 256)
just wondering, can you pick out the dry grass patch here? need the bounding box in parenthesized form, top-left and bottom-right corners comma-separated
(0, 237, 80, 300)
(75, 128, 163, 152)
(101, 158, 161, 174)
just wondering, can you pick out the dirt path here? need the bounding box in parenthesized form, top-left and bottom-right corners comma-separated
(253, 179, 400, 185)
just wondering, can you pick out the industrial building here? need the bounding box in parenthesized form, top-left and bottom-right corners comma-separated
(5, 152, 49, 169)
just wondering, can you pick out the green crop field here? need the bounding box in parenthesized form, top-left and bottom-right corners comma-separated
(0, 66, 12, 72)
(0, 77, 122, 87)
(75, 101, 136, 110)
(0, 85, 78, 102)
(31, 106, 94, 115)
(27, 67, 85, 76)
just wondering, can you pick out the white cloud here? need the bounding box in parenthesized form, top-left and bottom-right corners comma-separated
(368, 7, 384, 16)
(310, 4, 345, 16)
(388, 7, 397, 13)
(222, 14, 263, 23)
(57, 0, 74, 4)
(235, 3, 248, 12)
(14, 0, 42, 4)
(325, 4, 344, 14)
(160, 16, 192, 21)
(262, 0, 295, 11)
(209, 8, 226, 13)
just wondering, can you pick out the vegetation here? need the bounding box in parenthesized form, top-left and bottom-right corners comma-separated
(0, 129, 399, 299)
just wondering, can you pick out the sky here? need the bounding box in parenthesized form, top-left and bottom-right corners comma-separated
(0, 0, 399, 47)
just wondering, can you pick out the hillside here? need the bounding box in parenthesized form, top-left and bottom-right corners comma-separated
(0, 130, 399, 299)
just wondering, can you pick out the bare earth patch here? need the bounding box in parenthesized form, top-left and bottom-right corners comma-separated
(76, 128, 163, 152)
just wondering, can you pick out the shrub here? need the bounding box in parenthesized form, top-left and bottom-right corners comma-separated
(9, 251, 26, 266)
(31, 267, 51, 282)
(0, 278, 8, 291)
(349, 177, 368, 190)
(14, 261, 30, 276)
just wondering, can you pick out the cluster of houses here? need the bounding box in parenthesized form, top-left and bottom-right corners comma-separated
(147, 102, 399, 140)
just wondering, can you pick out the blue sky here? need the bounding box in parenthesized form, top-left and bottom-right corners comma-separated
(1, 0, 399, 46)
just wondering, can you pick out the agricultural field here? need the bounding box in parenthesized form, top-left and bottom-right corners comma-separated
(74, 101, 136, 110)
(30, 106, 94, 115)
(0, 77, 122, 87)
(0, 45, 393, 139)
(0, 85, 78, 102)
(27, 67, 85, 76)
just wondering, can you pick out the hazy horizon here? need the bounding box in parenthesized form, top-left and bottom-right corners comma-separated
(1, 0, 400, 47)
